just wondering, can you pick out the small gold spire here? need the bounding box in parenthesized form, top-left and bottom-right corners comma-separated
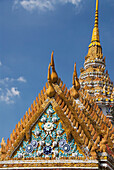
(46, 64, 56, 98)
(72, 72, 75, 86)
(47, 63, 51, 81)
(51, 51, 54, 66)
(70, 63, 80, 99)
(50, 51, 58, 83)
(89, 0, 101, 47)
(74, 63, 80, 90)
(74, 62, 77, 77)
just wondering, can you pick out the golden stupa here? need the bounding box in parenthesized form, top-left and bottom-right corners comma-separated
(79, 0, 114, 122)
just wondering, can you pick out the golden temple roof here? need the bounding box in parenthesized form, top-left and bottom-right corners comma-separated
(0, 0, 114, 169)
(0, 53, 114, 169)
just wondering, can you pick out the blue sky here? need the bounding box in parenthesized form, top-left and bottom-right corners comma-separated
(0, 0, 114, 143)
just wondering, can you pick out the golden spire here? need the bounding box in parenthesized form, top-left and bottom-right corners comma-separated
(74, 62, 77, 78)
(89, 0, 101, 47)
(46, 64, 55, 98)
(74, 63, 80, 90)
(72, 72, 75, 86)
(70, 63, 80, 99)
(50, 51, 58, 83)
(47, 64, 51, 81)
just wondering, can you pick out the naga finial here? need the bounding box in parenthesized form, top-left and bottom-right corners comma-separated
(74, 62, 80, 91)
(46, 63, 56, 97)
(70, 63, 80, 99)
(50, 51, 58, 83)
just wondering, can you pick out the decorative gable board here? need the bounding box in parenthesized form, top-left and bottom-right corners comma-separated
(13, 104, 85, 159)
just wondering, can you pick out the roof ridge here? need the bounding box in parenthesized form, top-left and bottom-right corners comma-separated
(53, 86, 97, 155)
(79, 91, 113, 148)
(55, 79, 113, 152)
(79, 90, 113, 130)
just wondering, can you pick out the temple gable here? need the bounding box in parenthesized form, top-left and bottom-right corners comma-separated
(0, 0, 114, 169)
(13, 104, 84, 159)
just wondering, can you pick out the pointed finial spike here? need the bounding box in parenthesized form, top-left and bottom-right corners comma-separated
(94, 0, 99, 28)
(89, 0, 101, 47)
(74, 62, 80, 90)
(70, 63, 79, 99)
(46, 63, 56, 97)
(72, 73, 75, 86)
(74, 62, 77, 77)
(50, 51, 58, 83)
(96, 0, 98, 11)
(47, 63, 51, 81)
(51, 51, 54, 67)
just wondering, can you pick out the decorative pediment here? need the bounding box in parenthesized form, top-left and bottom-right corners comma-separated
(12, 104, 84, 159)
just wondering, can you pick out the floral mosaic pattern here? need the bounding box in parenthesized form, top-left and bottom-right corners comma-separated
(13, 105, 83, 159)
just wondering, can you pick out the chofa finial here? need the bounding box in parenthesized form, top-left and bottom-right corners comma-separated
(50, 51, 58, 83)
(46, 63, 56, 98)
(47, 63, 51, 82)
(70, 63, 80, 99)
(74, 62, 80, 91)
(51, 51, 54, 67)
(74, 62, 77, 77)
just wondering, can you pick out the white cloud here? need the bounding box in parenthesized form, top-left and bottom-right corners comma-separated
(60, 0, 82, 6)
(0, 94, 13, 104)
(0, 61, 2, 66)
(17, 76, 27, 83)
(0, 87, 20, 104)
(0, 76, 27, 85)
(14, 0, 82, 11)
(0, 76, 26, 104)
(11, 87, 20, 96)
(20, 0, 54, 11)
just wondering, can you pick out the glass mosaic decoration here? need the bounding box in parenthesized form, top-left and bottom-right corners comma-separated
(13, 104, 84, 159)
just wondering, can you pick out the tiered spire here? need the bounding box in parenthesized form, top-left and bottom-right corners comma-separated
(79, 0, 114, 120)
